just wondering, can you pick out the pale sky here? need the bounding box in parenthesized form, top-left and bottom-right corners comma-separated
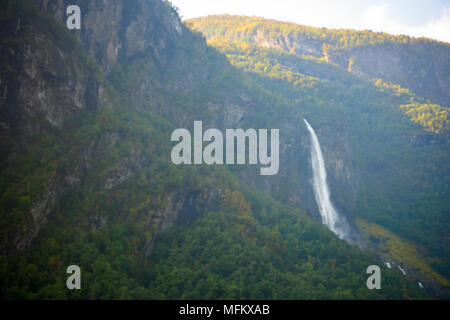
(170, 0, 450, 43)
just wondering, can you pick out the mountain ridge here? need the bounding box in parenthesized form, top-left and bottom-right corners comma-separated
(188, 14, 450, 108)
(187, 14, 450, 46)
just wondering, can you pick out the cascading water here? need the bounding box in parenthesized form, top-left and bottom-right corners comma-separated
(304, 119, 349, 240)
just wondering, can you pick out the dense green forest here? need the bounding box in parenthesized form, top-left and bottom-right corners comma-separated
(0, 1, 448, 299)
(189, 16, 450, 288)
(190, 17, 450, 285)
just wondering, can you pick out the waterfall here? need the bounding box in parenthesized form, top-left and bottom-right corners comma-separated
(304, 119, 349, 240)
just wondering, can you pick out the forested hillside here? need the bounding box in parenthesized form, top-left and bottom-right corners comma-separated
(0, 1, 447, 299)
(188, 15, 450, 107)
(189, 15, 450, 295)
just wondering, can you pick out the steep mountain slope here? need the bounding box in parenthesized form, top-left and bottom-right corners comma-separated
(189, 16, 450, 294)
(188, 15, 450, 107)
(0, 1, 445, 299)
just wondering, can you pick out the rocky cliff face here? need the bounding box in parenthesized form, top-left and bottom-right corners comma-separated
(0, 13, 99, 147)
(2, 0, 187, 138)
(330, 43, 450, 107)
(138, 187, 224, 258)
(0, 1, 268, 257)
(1, 2, 364, 255)
(0, 0, 185, 255)
(37, 0, 183, 73)
(0, 0, 185, 141)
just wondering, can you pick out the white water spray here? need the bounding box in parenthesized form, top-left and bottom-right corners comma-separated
(304, 119, 349, 240)
(398, 265, 407, 275)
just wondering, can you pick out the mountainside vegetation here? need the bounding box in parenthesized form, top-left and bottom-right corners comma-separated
(0, 1, 448, 299)
(188, 15, 450, 107)
(189, 16, 450, 294)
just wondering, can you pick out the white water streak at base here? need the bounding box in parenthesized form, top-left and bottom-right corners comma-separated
(398, 265, 407, 275)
